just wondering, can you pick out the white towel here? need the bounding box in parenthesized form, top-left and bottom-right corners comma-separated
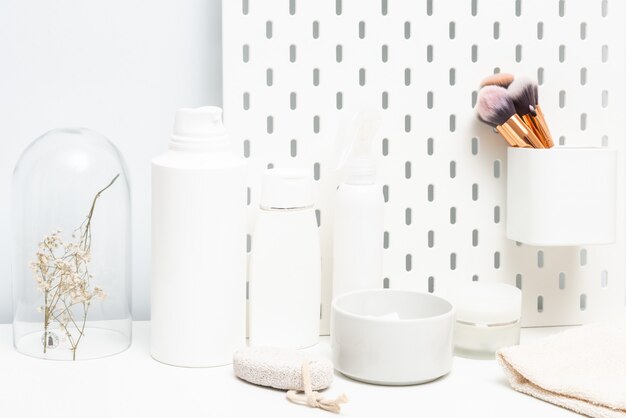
(497, 316, 626, 418)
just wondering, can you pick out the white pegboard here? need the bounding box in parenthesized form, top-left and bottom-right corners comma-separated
(222, 0, 626, 333)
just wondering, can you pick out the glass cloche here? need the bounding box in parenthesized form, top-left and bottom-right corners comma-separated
(12, 128, 131, 360)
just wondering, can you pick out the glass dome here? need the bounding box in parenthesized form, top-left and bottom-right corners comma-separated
(12, 128, 131, 360)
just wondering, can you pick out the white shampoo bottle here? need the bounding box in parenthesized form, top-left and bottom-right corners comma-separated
(151, 106, 247, 367)
(248, 168, 321, 349)
(332, 112, 384, 300)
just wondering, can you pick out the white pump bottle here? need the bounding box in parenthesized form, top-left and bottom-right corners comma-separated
(151, 106, 247, 367)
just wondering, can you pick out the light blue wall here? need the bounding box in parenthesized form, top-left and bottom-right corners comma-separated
(0, 0, 223, 323)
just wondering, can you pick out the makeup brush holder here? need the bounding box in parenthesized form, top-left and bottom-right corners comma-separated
(506, 147, 617, 246)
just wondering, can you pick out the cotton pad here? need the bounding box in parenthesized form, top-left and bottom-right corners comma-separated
(233, 346, 334, 391)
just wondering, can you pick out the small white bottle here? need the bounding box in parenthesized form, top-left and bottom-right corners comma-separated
(248, 168, 321, 349)
(332, 112, 384, 300)
(151, 106, 247, 367)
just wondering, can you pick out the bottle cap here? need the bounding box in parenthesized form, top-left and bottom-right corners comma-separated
(453, 282, 522, 326)
(260, 168, 314, 210)
(170, 106, 229, 150)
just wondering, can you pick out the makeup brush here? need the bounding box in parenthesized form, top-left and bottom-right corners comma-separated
(477, 85, 537, 148)
(479, 73, 515, 88)
(507, 76, 554, 148)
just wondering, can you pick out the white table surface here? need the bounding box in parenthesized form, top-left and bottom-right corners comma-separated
(0, 321, 579, 418)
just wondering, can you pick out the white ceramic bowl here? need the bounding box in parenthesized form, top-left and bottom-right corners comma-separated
(331, 289, 455, 385)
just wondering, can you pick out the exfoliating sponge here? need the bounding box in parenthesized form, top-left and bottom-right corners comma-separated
(233, 346, 334, 391)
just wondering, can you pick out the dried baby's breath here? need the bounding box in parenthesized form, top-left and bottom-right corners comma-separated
(32, 174, 119, 360)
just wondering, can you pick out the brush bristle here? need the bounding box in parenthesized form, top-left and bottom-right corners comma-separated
(479, 73, 514, 88)
(507, 76, 538, 116)
(477, 85, 516, 127)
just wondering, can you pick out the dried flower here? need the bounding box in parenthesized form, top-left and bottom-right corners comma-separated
(32, 174, 119, 360)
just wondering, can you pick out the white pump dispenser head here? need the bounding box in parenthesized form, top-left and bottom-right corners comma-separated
(170, 106, 229, 151)
(335, 110, 382, 185)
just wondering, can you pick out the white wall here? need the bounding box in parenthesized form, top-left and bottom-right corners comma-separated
(0, 0, 222, 323)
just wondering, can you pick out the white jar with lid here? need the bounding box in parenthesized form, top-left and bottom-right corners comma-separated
(453, 282, 522, 359)
(248, 168, 321, 349)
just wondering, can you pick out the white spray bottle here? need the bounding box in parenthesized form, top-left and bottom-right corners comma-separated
(332, 110, 384, 300)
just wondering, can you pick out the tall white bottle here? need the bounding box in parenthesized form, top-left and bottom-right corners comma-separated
(332, 113, 384, 299)
(151, 106, 247, 367)
(248, 168, 321, 349)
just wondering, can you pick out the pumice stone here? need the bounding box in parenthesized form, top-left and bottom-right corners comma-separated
(233, 346, 333, 391)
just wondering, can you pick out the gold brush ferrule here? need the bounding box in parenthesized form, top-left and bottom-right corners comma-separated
(522, 112, 553, 149)
(521, 113, 543, 146)
(533, 105, 554, 148)
(496, 123, 530, 148)
(506, 114, 544, 148)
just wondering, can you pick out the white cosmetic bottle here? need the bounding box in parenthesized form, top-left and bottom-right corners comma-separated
(248, 168, 321, 349)
(151, 106, 247, 367)
(332, 112, 384, 300)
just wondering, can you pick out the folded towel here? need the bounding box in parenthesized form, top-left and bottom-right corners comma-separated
(497, 316, 626, 418)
